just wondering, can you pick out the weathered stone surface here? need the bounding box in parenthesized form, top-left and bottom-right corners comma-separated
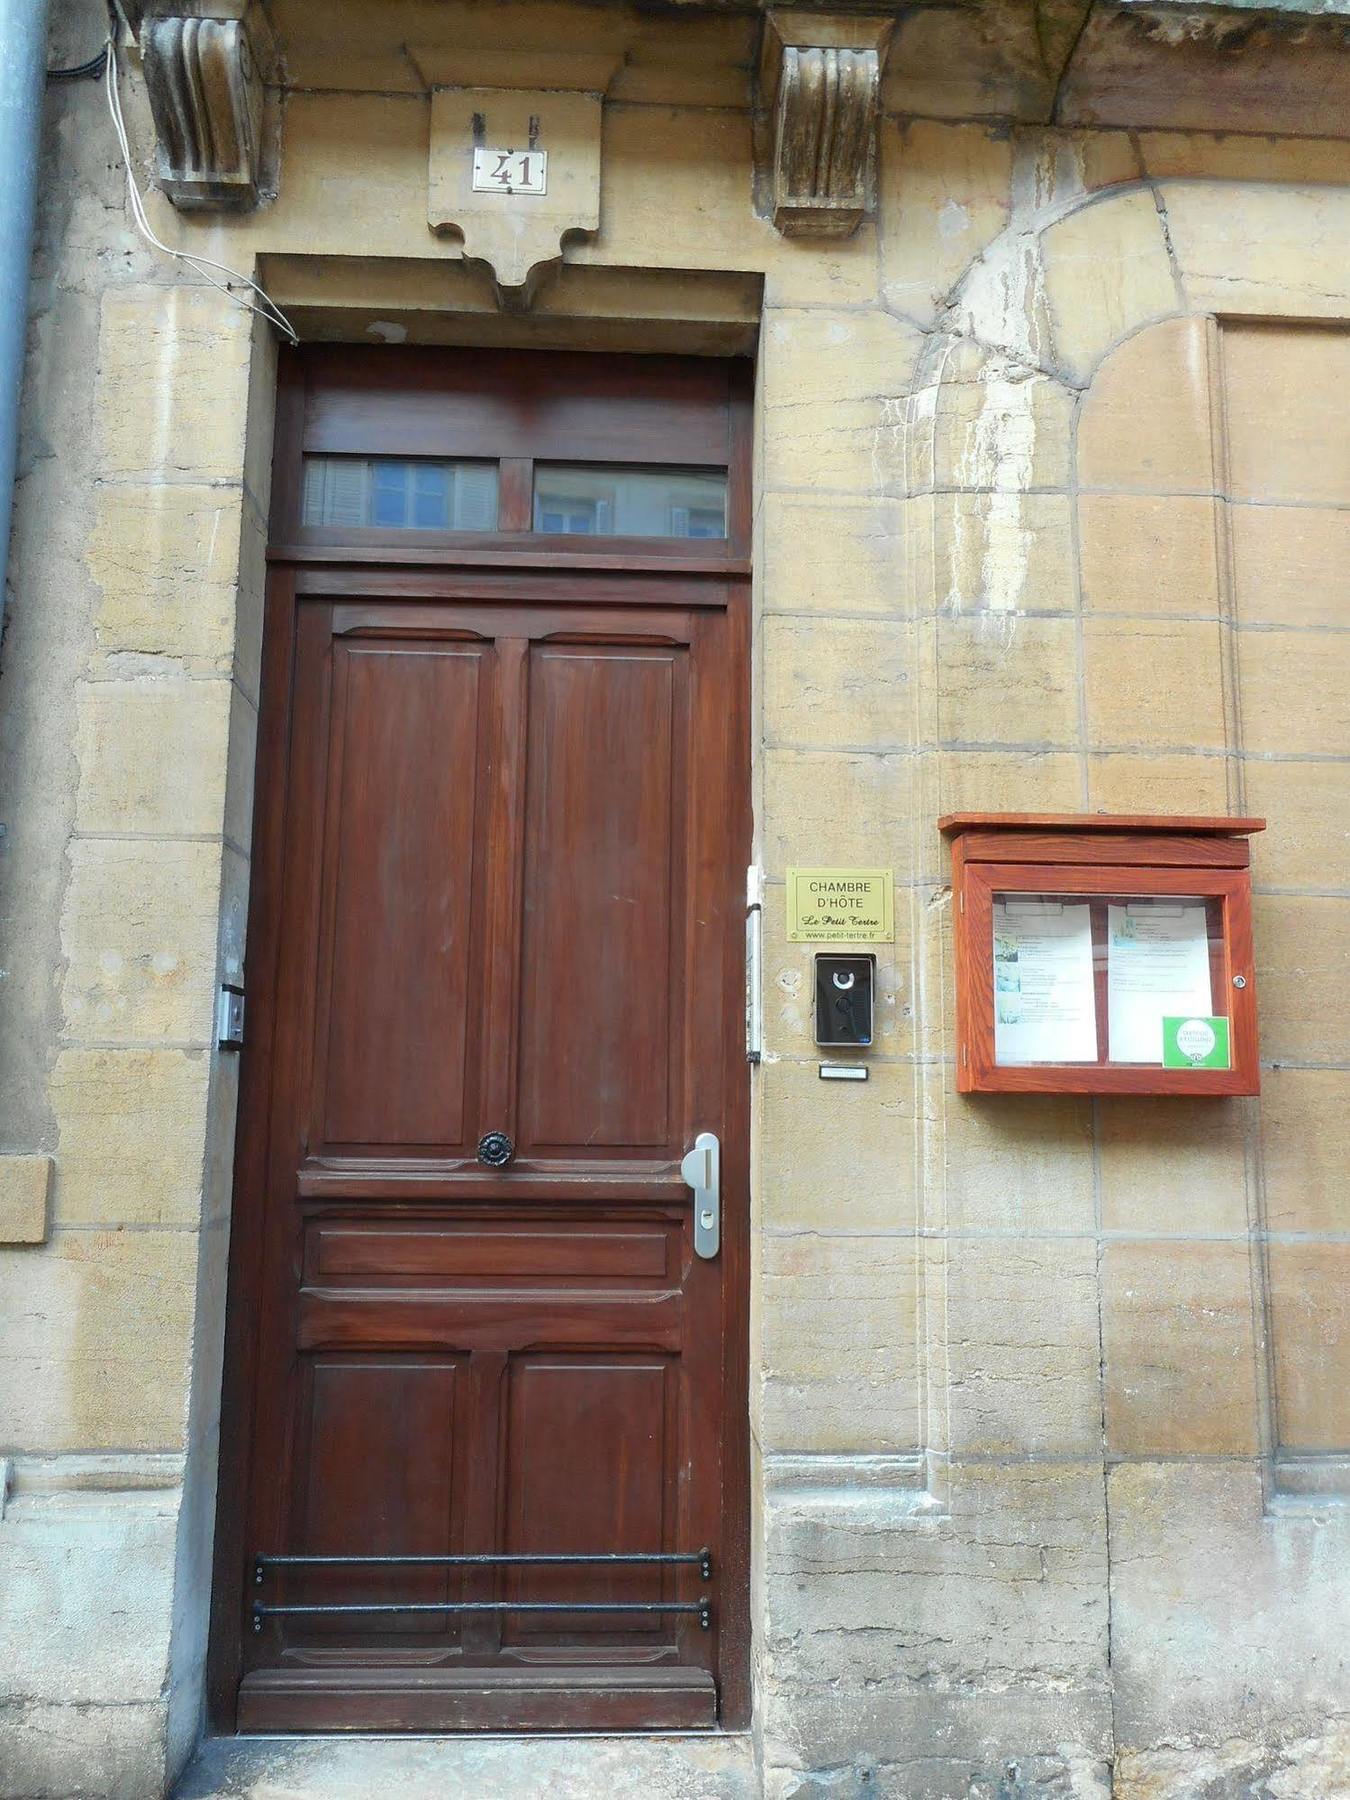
(51, 1049, 212, 1227)
(1267, 1242, 1350, 1452)
(1116, 1727, 1350, 1800)
(1077, 316, 1212, 493)
(760, 310, 924, 493)
(759, 17, 890, 239)
(1254, 895, 1350, 1066)
(936, 614, 1080, 748)
(761, 749, 913, 870)
(96, 287, 252, 482)
(1085, 749, 1231, 814)
(0, 1231, 197, 1449)
(60, 840, 225, 1046)
(429, 85, 609, 296)
(762, 615, 914, 751)
(879, 120, 1013, 325)
(938, 1239, 1102, 1457)
(1109, 1462, 1350, 1761)
(0, 1477, 179, 1706)
(931, 491, 1075, 619)
(1102, 1240, 1259, 1456)
(762, 899, 915, 1060)
(1257, 1067, 1350, 1236)
(73, 676, 239, 839)
(919, 748, 1083, 826)
(0, 1156, 52, 1245)
(760, 1058, 916, 1233)
(1057, 7, 1350, 140)
(1238, 612, 1350, 752)
(1097, 1096, 1249, 1235)
(1167, 182, 1350, 320)
(176, 1732, 756, 1799)
(1222, 317, 1350, 503)
(913, 345, 1074, 495)
(142, 15, 265, 210)
(926, 1086, 1095, 1233)
(759, 492, 908, 616)
(761, 1459, 1111, 1791)
(1042, 187, 1178, 382)
(1083, 618, 1227, 751)
(0, 1698, 168, 1800)
(86, 484, 247, 674)
(759, 1231, 921, 1452)
(1078, 493, 1220, 618)
(1230, 502, 1350, 631)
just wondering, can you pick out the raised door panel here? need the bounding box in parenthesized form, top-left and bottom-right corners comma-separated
(285, 1354, 466, 1644)
(499, 1354, 676, 1648)
(516, 646, 686, 1156)
(312, 641, 490, 1154)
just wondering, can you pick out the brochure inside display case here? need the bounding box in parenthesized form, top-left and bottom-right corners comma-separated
(941, 815, 1264, 1096)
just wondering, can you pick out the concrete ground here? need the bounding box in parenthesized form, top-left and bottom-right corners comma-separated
(174, 1733, 757, 1800)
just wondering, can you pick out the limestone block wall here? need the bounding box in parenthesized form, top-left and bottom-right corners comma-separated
(0, 3, 1348, 1794)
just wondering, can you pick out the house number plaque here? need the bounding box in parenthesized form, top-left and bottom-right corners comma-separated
(471, 147, 548, 195)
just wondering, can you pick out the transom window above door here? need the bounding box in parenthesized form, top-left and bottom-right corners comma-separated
(302, 457, 499, 531)
(301, 453, 728, 540)
(533, 464, 726, 538)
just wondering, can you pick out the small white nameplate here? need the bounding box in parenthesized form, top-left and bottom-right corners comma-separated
(818, 1063, 868, 1082)
(471, 147, 548, 196)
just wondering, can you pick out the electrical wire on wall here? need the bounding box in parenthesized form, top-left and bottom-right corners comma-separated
(88, 16, 299, 345)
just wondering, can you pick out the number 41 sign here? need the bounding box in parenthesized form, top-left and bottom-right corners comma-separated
(471, 147, 548, 196)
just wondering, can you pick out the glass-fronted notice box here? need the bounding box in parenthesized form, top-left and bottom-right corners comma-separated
(941, 815, 1264, 1096)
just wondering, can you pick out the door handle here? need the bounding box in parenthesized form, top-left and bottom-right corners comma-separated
(680, 1131, 720, 1260)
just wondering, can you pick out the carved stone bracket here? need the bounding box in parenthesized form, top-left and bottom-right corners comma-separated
(427, 64, 620, 308)
(759, 11, 893, 238)
(140, 13, 265, 209)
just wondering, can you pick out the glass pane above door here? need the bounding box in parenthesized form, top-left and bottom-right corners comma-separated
(302, 457, 499, 531)
(533, 465, 727, 538)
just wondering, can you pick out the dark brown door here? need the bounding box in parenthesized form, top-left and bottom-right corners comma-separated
(209, 350, 751, 1733)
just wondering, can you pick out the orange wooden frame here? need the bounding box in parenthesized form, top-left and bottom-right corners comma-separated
(942, 815, 1264, 1097)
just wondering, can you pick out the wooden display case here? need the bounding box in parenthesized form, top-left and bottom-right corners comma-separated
(940, 814, 1264, 1097)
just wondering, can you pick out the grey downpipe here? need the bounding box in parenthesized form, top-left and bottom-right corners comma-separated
(0, 0, 52, 627)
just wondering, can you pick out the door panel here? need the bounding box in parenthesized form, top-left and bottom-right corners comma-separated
(214, 349, 749, 1736)
(500, 1355, 673, 1647)
(517, 646, 684, 1153)
(292, 1354, 467, 1642)
(315, 643, 490, 1153)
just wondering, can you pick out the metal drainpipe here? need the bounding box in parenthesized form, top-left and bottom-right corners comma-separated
(0, 0, 53, 631)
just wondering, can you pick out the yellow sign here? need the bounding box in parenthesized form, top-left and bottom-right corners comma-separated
(787, 868, 894, 943)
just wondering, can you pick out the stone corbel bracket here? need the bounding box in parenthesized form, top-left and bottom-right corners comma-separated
(759, 10, 894, 238)
(425, 55, 622, 309)
(140, 6, 271, 209)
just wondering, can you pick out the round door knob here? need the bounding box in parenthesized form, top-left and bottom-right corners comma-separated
(477, 1131, 515, 1169)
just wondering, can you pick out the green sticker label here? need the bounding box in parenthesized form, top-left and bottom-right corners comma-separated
(1162, 1015, 1231, 1070)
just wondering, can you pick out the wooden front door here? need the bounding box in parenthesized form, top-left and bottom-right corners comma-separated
(209, 349, 751, 1733)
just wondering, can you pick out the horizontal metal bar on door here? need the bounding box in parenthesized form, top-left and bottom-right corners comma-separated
(255, 1548, 712, 1582)
(252, 1597, 712, 1631)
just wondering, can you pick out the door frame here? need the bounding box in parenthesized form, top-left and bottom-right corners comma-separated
(206, 346, 754, 1731)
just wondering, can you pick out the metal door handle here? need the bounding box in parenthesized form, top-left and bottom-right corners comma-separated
(680, 1131, 720, 1260)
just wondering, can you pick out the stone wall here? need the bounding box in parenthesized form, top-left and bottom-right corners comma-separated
(1, 2, 1347, 1794)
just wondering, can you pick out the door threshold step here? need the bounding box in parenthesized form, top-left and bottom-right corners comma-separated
(175, 1728, 755, 1799)
(237, 1662, 718, 1733)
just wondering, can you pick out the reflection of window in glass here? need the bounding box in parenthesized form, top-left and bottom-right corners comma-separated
(302, 458, 499, 531)
(533, 465, 727, 539)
